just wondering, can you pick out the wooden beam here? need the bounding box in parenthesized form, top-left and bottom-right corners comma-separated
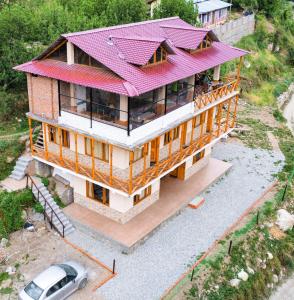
(129, 151, 134, 194)
(91, 138, 95, 179)
(168, 130, 172, 159)
(225, 98, 232, 132)
(143, 143, 147, 184)
(216, 103, 222, 136)
(58, 127, 63, 165)
(190, 118, 195, 145)
(156, 136, 160, 176)
(109, 144, 113, 185)
(43, 123, 48, 159)
(28, 118, 34, 154)
(74, 133, 78, 173)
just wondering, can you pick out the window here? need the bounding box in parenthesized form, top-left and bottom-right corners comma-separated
(46, 279, 64, 297)
(134, 186, 151, 205)
(193, 149, 205, 164)
(74, 45, 104, 67)
(48, 126, 70, 147)
(86, 181, 109, 205)
(24, 281, 44, 300)
(84, 138, 109, 162)
(47, 42, 67, 62)
(164, 126, 180, 145)
(193, 116, 201, 128)
(147, 47, 167, 65)
(133, 147, 145, 162)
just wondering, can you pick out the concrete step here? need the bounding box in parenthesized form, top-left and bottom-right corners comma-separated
(14, 165, 26, 173)
(18, 156, 33, 163)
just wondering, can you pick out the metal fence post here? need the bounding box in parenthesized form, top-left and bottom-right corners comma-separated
(112, 259, 116, 274)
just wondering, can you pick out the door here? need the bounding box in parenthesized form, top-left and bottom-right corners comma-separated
(150, 138, 159, 163)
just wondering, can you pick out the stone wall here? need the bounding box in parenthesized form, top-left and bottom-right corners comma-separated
(74, 190, 159, 224)
(213, 14, 255, 45)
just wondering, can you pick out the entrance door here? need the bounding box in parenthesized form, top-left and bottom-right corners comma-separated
(150, 138, 159, 163)
(170, 163, 186, 180)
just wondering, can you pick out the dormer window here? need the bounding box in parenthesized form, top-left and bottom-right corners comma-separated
(147, 47, 167, 66)
(47, 42, 67, 62)
(193, 35, 212, 53)
(74, 46, 104, 68)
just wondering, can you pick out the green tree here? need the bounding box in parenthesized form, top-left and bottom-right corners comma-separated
(105, 0, 148, 26)
(153, 0, 198, 25)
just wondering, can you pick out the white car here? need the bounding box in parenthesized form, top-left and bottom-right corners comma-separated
(19, 261, 88, 300)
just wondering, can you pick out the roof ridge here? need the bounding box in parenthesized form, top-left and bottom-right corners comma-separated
(160, 24, 209, 32)
(62, 17, 180, 38)
(111, 35, 165, 43)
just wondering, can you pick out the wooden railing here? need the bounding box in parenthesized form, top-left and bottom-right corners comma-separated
(194, 79, 239, 109)
(30, 95, 238, 195)
(26, 174, 66, 237)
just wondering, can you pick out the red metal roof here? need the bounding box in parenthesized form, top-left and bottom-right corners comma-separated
(14, 17, 248, 96)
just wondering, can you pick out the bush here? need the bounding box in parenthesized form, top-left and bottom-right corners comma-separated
(0, 189, 34, 238)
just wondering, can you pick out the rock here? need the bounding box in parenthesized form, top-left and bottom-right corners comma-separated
(19, 135, 29, 142)
(6, 266, 16, 275)
(276, 209, 294, 231)
(273, 274, 279, 283)
(24, 222, 34, 232)
(238, 269, 249, 281)
(247, 266, 255, 274)
(1, 238, 8, 248)
(229, 131, 238, 137)
(230, 278, 241, 287)
(267, 252, 273, 260)
(21, 210, 27, 221)
(6, 156, 14, 163)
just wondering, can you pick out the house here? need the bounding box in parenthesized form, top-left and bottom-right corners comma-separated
(14, 17, 247, 228)
(196, 0, 232, 28)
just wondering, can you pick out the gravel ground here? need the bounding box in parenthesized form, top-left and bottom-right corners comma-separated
(67, 142, 284, 300)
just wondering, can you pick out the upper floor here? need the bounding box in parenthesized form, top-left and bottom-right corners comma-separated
(15, 17, 247, 148)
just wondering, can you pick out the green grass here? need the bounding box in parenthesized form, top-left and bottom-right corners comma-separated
(0, 138, 25, 180)
(54, 194, 65, 208)
(0, 189, 34, 238)
(0, 272, 10, 284)
(0, 287, 13, 294)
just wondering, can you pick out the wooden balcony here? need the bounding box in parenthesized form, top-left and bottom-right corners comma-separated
(29, 94, 238, 196)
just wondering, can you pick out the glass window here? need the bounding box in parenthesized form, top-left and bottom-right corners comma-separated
(193, 149, 205, 164)
(85, 138, 109, 162)
(134, 148, 144, 162)
(46, 279, 64, 297)
(164, 126, 180, 145)
(86, 181, 109, 205)
(134, 186, 151, 205)
(57, 264, 77, 282)
(24, 281, 44, 300)
(48, 126, 58, 143)
(147, 47, 167, 66)
(47, 43, 67, 62)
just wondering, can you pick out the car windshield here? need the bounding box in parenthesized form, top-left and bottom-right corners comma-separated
(57, 264, 77, 277)
(24, 281, 44, 300)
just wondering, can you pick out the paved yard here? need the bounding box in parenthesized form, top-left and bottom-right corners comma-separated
(66, 141, 284, 300)
(269, 275, 294, 300)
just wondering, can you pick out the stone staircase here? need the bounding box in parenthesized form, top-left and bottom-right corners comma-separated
(31, 179, 75, 237)
(9, 156, 33, 180)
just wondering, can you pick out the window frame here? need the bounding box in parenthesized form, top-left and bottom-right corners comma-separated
(164, 126, 180, 145)
(134, 185, 151, 205)
(84, 137, 109, 162)
(147, 46, 168, 66)
(193, 149, 205, 164)
(86, 181, 109, 206)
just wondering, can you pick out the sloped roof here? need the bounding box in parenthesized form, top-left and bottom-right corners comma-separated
(14, 17, 247, 96)
(196, 0, 231, 14)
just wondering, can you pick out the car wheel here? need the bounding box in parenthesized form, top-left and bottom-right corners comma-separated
(78, 278, 87, 289)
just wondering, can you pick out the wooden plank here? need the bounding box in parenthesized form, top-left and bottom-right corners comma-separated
(129, 151, 134, 194)
(74, 133, 78, 173)
(58, 127, 63, 165)
(43, 123, 48, 159)
(91, 138, 95, 179)
(109, 144, 113, 185)
(225, 98, 232, 131)
(28, 118, 34, 154)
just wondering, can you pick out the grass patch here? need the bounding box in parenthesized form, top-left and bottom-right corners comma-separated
(53, 194, 65, 208)
(41, 177, 49, 187)
(0, 287, 13, 294)
(0, 272, 10, 284)
(33, 202, 44, 214)
(0, 138, 25, 181)
(0, 189, 34, 239)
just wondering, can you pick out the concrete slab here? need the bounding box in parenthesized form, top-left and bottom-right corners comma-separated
(0, 177, 27, 192)
(64, 158, 231, 250)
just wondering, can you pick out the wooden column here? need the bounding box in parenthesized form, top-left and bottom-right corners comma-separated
(190, 118, 195, 146)
(109, 144, 113, 185)
(43, 123, 48, 159)
(231, 95, 239, 128)
(156, 137, 160, 176)
(199, 112, 205, 147)
(28, 118, 34, 154)
(74, 133, 78, 173)
(143, 143, 147, 184)
(58, 127, 63, 165)
(225, 98, 232, 132)
(91, 138, 95, 179)
(168, 131, 172, 159)
(129, 151, 134, 194)
(216, 103, 222, 136)
(180, 123, 187, 156)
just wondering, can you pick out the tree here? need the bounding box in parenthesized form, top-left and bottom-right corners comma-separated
(153, 0, 198, 25)
(105, 0, 148, 26)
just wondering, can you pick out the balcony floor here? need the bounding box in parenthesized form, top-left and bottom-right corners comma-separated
(64, 157, 232, 251)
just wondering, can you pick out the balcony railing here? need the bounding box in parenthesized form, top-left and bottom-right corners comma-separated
(30, 94, 238, 195)
(59, 79, 239, 135)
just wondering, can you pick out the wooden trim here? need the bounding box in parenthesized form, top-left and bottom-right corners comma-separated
(109, 144, 113, 185)
(58, 127, 63, 165)
(190, 118, 195, 145)
(91, 138, 95, 179)
(143, 143, 147, 184)
(43, 123, 48, 159)
(134, 185, 152, 205)
(216, 103, 222, 136)
(225, 98, 232, 131)
(168, 131, 172, 159)
(74, 133, 78, 173)
(44, 39, 67, 59)
(129, 151, 134, 194)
